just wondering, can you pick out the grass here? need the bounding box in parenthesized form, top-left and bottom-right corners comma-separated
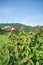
(0, 32, 10, 44)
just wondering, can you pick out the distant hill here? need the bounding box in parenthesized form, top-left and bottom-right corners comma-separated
(0, 23, 33, 32)
(0, 23, 43, 32)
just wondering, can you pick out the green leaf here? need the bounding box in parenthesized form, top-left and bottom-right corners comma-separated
(37, 37, 43, 43)
(29, 60, 34, 65)
(19, 58, 27, 64)
(36, 61, 40, 65)
(27, 61, 31, 65)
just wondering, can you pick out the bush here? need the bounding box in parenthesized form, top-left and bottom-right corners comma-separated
(0, 27, 43, 65)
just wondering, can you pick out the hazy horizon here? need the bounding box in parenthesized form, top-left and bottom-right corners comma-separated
(0, 0, 43, 26)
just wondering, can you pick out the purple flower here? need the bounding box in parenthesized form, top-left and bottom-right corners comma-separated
(9, 27, 15, 32)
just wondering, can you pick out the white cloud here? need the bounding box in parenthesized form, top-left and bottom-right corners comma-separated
(17, 16, 43, 26)
(20, 16, 43, 22)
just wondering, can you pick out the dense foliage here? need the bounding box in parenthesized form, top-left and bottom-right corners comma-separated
(0, 26, 43, 65)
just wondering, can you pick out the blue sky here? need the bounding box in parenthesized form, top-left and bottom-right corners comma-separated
(0, 0, 43, 26)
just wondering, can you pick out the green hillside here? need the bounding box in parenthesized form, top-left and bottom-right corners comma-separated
(0, 23, 43, 34)
(0, 23, 33, 32)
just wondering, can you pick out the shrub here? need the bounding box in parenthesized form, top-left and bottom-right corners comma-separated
(0, 27, 43, 65)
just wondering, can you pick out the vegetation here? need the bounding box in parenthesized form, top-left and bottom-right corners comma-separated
(0, 23, 33, 32)
(0, 23, 43, 65)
